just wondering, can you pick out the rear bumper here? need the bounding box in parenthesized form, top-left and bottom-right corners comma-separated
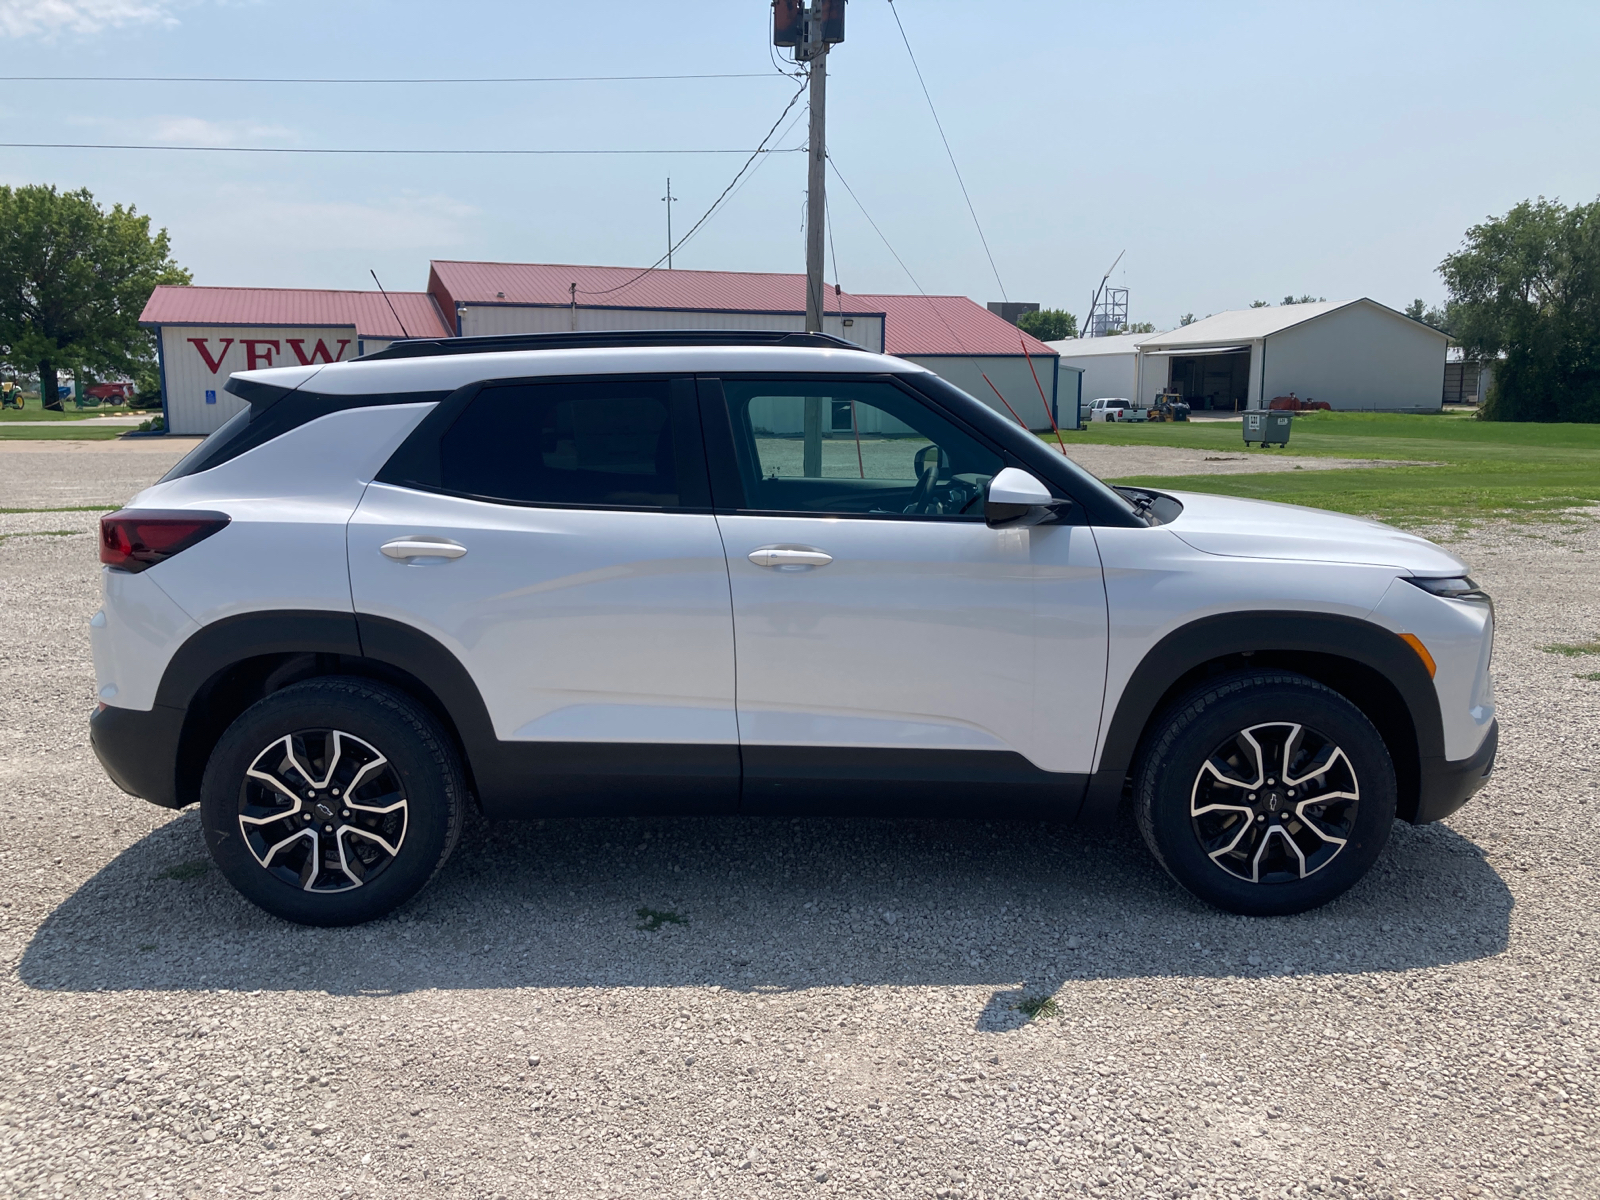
(89, 702, 186, 810)
(1413, 718, 1498, 824)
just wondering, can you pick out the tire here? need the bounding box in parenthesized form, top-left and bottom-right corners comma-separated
(199, 677, 465, 926)
(1134, 671, 1396, 916)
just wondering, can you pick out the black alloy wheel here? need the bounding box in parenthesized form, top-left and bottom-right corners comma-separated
(237, 728, 409, 893)
(1135, 671, 1396, 916)
(200, 678, 464, 926)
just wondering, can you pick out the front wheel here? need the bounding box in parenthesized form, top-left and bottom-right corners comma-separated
(1134, 672, 1396, 916)
(200, 678, 465, 926)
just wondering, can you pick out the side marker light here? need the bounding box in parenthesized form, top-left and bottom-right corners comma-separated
(1400, 633, 1437, 679)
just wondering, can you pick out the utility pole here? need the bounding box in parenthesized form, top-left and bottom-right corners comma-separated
(804, 42, 826, 334)
(775, 0, 845, 335)
(775, 0, 845, 476)
(661, 177, 677, 268)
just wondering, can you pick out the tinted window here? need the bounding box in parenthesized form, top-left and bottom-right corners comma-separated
(722, 379, 1003, 518)
(439, 380, 700, 508)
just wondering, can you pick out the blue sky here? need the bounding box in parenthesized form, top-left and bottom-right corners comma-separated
(3, 0, 1597, 330)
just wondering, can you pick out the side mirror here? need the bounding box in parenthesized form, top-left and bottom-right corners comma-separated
(985, 467, 1072, 529)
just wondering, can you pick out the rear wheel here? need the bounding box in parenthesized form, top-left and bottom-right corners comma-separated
(1134, 672, 1396, 916)
(200, 678, 465, 926)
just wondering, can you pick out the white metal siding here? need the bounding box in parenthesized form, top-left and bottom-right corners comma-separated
(459, 304, 886, 353)
(160, 325, 359, 435)
(1058, 347, 1138, 405)
(1262, 303, 1446, 411)
(904, 356, 1062, 431)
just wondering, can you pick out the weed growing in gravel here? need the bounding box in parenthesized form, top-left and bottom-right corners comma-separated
(156, 860, 211, 882)
(1577, 672, 1600, 682)
(0, 505, 115, 514)
(1542, 640, 1600, 656)
(137, 943, 157, 952)
(1014, 995, 1061, 1021)
(636, 907, 687, 931)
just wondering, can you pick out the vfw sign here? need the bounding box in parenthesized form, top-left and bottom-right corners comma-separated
(188, 335, 352, 372)
(162, 325, 361, 434)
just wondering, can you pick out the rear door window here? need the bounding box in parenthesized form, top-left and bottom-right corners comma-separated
(437, 378, 707, 508)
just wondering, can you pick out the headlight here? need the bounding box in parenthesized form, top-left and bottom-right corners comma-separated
(1405, 575, 1491, 604)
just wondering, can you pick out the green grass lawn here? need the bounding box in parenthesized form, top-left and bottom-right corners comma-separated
(1059, 411, 1600, 527)
(0, 424, 129, 440)
(0, 395, 138, 421)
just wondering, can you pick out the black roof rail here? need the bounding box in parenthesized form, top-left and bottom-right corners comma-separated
(358, 328, 868, 360)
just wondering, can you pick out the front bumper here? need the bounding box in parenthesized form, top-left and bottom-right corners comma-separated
(1413, 718, 1498, 824)
(89, 702, 187, 810)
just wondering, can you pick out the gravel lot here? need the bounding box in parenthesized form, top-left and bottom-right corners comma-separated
(1, 442, 1596, 1200)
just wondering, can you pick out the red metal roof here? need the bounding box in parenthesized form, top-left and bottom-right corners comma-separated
(857, 292, 1055, 357)
(139, 286, 452, 340)
(427, 260, 1053, 357)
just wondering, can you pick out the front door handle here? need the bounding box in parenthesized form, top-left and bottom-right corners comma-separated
(748, 547, 833, 569)
(381, 538, 468, 561)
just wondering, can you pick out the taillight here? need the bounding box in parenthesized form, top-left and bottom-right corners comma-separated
(99, 510, 230, 573)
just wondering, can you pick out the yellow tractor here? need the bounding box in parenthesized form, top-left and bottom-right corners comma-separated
(1150, 390, 1191, 422)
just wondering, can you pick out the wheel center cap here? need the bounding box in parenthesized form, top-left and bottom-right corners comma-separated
(1264, 792, 1282, 812)
(313, 801, 335, 820)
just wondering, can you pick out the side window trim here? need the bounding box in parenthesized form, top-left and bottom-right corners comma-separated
(693, 376, 748, 511)
(375, 372, 712, 513)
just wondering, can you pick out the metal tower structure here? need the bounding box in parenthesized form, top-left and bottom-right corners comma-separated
(1088, 286, 1129, 337)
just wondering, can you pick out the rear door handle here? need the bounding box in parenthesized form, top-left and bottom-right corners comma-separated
(748, 547, 833, 569)
(381, 538, 468, 561)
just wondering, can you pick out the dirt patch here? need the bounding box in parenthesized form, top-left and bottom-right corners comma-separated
(1059, 442, 1434, 480)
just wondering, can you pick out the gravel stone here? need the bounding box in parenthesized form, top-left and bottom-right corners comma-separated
(0, 452, 1594, 1200)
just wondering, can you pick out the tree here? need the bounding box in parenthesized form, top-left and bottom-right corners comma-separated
(1126, 321, 1156, 333)
(1179, 313, 1196, 326)
(1016, 308, 1077, 341)
(0, 185, 188, 410)
(1281, 294, 1325, 305)
(1442, 196, 1600, 422)
(1249, 300, 1270, 308)
(1403, 297, 1452, 333)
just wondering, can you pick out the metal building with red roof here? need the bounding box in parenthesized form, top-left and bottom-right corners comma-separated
(140, 264, 1074, 436)
(140, 286, 451, 435)
(426, 260, 1071, 432)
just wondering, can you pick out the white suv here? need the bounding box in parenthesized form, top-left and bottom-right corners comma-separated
(89, 331, 1497, 925)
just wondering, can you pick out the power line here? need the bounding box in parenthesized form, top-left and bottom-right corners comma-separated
(0, 141, 805, 157)
(710, 94, 810, 220)
(827, 154, 1040, 436)
(0, 71, 782, 85)
(884, 0, 1008, 303)
(576, 77, 810, 296)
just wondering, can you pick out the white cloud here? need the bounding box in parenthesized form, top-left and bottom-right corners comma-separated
(196, 186, 481, 254)
(150, 116, 293, 146)
(0, 0, 178, 37)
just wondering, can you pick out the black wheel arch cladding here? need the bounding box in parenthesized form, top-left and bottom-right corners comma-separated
(1082, 611, 1442, 824)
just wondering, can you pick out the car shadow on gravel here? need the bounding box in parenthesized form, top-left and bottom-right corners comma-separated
(21, 808, 1512, 1029)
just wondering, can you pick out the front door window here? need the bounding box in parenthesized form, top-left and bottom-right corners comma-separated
(721, 379, 1003, 519)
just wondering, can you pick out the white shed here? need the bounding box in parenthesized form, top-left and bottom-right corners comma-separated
(1046, 331, 1159, 409)
(1133, 299, 1448, 412)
